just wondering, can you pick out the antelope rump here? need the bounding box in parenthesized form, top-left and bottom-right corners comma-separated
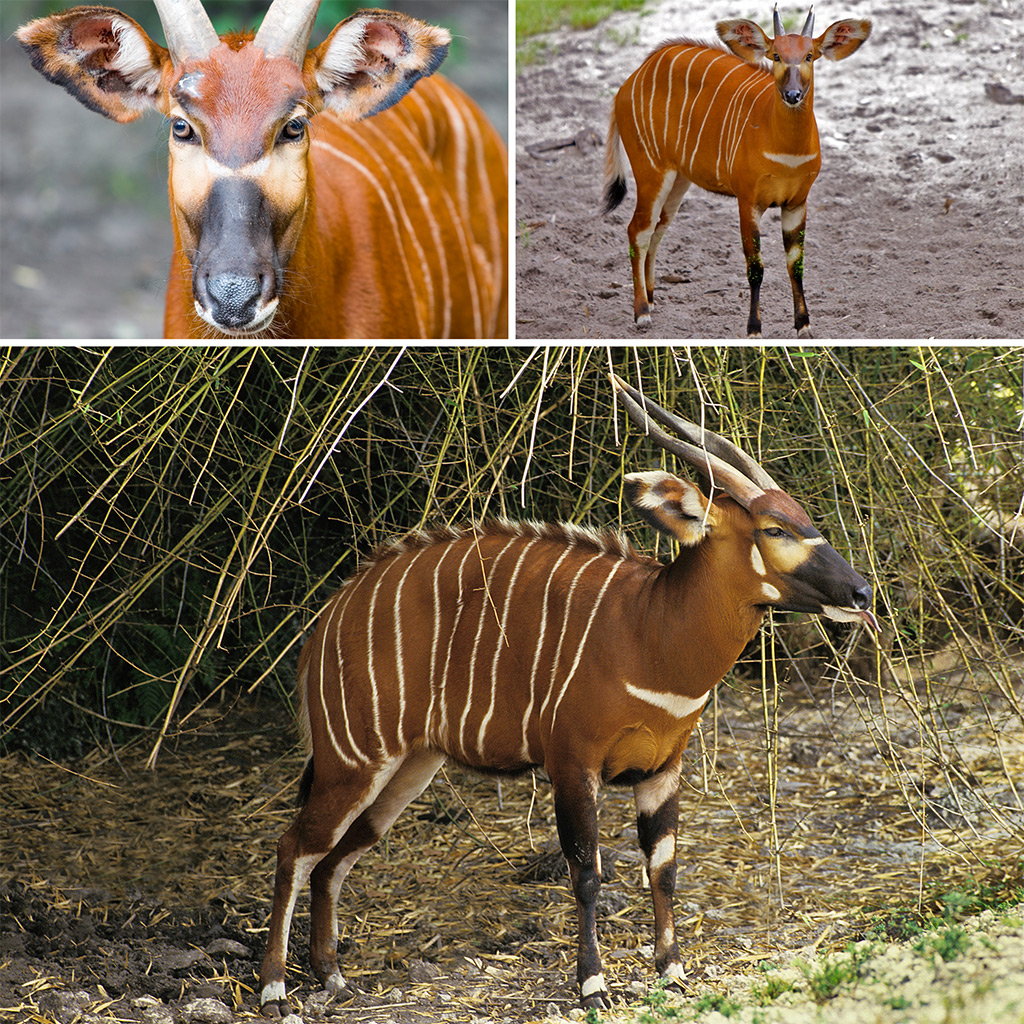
(259, 375, 879, 1014)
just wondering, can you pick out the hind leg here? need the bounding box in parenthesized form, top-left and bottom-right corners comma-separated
(644, 177, 691, 314)
(307, 748, 447, 997)
(259, 757, 409, 1016)
(627, 169, 677, 328)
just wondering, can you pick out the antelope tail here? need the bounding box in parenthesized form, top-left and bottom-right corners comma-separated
(602, 110, 628, 214)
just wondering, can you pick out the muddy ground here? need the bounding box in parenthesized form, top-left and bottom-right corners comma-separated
(3, 659, 1022, 1023)
(515, 0, 1024, 339)
(0, 0, 508, 340)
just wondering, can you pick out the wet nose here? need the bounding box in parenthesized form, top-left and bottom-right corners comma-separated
(852, 582, 873, 610)
(782, 88, 804, 105)
(206, 274, 262, 330)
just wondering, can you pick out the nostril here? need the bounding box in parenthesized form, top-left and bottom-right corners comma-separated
(206, 274, 262, 329)
(853, 584, 873, 610)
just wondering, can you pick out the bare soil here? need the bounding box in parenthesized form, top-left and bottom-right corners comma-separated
(514, 0, 1024, 340)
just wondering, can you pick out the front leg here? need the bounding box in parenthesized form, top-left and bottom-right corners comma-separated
(781, 202, 811, 337)
(552, 770, 610, 1009)
(738, 202, 766, 337)
(635, 762, 686, 987)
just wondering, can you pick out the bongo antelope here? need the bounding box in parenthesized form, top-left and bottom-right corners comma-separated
(259, 374, 878, 1013)
(603, 6, 870, 336)
(16, 1, 507, 339)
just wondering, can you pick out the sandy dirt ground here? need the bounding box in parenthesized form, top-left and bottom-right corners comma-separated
(3, 669, 1021, 1023)
(514, 0, 1024, 340)
(0, 0, 508, 340)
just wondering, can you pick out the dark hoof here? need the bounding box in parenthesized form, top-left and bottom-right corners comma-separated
(581, 990, 612, 1011)
(259, 999, 289, 1018)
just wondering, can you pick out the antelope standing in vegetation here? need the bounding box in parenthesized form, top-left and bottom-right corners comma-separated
(604, 6, 871, 336)
(17, 1, 507, 339)
(259, 375, 878, 1014)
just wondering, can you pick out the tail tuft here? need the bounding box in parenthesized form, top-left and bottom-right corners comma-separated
(602, 174, 628, 214)
(601, 109, 629, 215)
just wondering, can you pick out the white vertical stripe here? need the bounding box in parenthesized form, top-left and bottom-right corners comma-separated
(520, 543, 576, 760)
(312, 140, 426, 337)
(317, 587, 369, 766)
(426, 540, 460, 738)
(459, 534, 520, 755)
(438, 532, 483, 746)
(538, 551, 608, 726)
(476, 538, 538, 753)
(549, 558, 624, 726)
(391, 546, 427, 750)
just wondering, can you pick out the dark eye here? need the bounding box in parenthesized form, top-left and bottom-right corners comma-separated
(172, 118, 196, 142)
(280, 118, 306, 142)
(763, 527, 790, 539)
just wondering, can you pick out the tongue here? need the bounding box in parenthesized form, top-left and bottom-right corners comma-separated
(858, 608, 881, 634)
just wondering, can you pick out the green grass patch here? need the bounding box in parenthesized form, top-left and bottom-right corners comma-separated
(863, 860, 1024, 942)
(516, 0, 647, 42)
(801, 943, 876, 1004)
(915, 924, 971, 962)
(752, 974, 796, 1005)
(692, 992, 742, 1018)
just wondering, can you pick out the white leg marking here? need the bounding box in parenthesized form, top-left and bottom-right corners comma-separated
(324, 970, 347, 995)
(581, 974, 607, 998)
(261, 980, 286, 1004)
(635, 765, 680, 816)
(649, 834, 675, 874)
(663, 961, 687, 983)
(781, 204, 806, 232)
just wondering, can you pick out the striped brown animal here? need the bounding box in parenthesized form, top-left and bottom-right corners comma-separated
(259, 374, 879, 1013)
(603, 5, 870, 336)
(17, 1, 507, 339)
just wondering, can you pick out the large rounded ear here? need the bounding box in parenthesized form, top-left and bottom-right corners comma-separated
(16, 7, 168, 123)
(309, 9, 450, 122)
(814, 19, 872, 61)
(624, 471, 718, 547)
(716, 19, 773, 63)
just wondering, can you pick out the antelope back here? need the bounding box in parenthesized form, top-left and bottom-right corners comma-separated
(613, 40, 808, 201)
(300, 521, 670, 776)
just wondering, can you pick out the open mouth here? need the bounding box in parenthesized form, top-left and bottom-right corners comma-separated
(822, 605, 880, 633)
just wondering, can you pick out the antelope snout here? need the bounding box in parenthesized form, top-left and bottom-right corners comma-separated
(197, 271, 277, 333)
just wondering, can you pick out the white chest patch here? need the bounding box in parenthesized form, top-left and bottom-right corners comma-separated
(763, 151, 818, 167)
(625, 683, 711, 719)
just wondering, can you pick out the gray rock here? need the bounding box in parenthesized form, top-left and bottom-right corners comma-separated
(180, 997, 233, 1023)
